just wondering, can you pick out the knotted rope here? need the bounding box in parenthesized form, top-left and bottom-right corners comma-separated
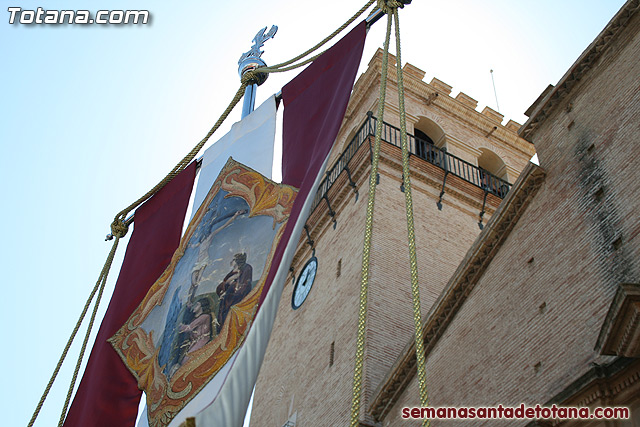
(377, 0, 406, 15)
(110, 219, 129, 239)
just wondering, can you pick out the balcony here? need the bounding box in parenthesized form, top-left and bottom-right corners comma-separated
(311, 114, 512, 213)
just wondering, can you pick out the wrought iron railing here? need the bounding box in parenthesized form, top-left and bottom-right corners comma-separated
(310, 114, 512, 212)
(311, 113, 375, 212)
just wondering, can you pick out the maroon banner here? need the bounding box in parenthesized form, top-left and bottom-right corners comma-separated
(63, 163, 197, 427)
(258, 20, 366, 306)
(282, 20, 367, 188)
(182, 21, 367, 427)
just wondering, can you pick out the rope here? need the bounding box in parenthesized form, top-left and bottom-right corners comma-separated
(29, 1, 379, 425)
(27, 237, 120, 427)
(27, 82, 246, 424)
(32, 80, 246, 427)
(111, 82, 249, 231)
(393, 8, 430, 427)
(377, 0, 405, 15)
(349, 11, 393, 427)
(255, 0, 376, 74)
(350, 2, 430, 425)
(57, 237, 120, 426)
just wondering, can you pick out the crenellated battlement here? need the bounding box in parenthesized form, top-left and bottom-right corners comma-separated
(340, 48, 535, 185)
(356, 49, 523, 131)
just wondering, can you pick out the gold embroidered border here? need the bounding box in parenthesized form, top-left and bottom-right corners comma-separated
(109, 158, 297, 427)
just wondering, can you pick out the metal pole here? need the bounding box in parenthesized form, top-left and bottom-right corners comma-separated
(366, 8, 384, 28)
(490, 69, 500, 112)
(241, 84, 258, 119)
(238, 25, 278, 119)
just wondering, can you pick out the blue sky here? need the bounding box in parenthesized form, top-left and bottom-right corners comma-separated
(0, 1, 627, 426)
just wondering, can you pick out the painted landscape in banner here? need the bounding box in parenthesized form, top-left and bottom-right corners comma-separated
(109, 158, 297, 427)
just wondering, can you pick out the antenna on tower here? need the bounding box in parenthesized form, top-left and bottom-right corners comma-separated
(490, 69, 500, 112)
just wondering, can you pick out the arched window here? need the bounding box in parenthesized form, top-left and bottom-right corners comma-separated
(414, 129, 437, 163)
(413, 117, 446, 166)
(414, 117, 445, 148)
(477, 149, 509, 196)
(414, 129, 434, 145)
(477, 149, 507, 179)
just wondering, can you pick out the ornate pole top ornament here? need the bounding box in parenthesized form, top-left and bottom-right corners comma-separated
(239, 26, 278, 65)
(238, 25, 278, 86)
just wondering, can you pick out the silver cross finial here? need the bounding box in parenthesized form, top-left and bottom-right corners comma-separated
(238, 25, 278, 65)
(237, 25, 277, 119)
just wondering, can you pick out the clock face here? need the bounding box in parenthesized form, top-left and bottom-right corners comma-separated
(292, 257, 317, 310)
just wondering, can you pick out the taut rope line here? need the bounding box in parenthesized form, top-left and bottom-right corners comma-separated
(393, 7, 431, 426)
(27, 237, 120, 427)
(349, 1, 430, 426)
(349, 8, 393, 427)
(254, 0, 376, 75)
(57, 237, 116, 427)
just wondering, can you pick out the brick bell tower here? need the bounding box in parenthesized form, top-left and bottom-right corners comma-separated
(250, 50, 536, 427)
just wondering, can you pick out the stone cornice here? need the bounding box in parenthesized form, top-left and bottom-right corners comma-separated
(520, 0, 640, 140)
(377, 144, 501, 216)
(596, 283, 640, 357)
(369, 162, 546, 422)
(524, 358, 640, 427)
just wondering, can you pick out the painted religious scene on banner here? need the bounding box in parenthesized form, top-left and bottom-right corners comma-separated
(109, 158, 297, 427)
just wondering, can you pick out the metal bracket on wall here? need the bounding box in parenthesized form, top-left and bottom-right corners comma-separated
(365, 112, 381, 186)
(437, 171, 449, 210)
(478, 189, 489, 230)
(304, 224, 316, 256)
(344, 165, 359, 201)
(323, 194, 337, 229)
(367, 111, 374, 164)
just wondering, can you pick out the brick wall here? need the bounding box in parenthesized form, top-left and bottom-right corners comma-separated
(251, 156, 369, 427)
(384, 4, 640, 426)
(251, 47, 535, 427)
